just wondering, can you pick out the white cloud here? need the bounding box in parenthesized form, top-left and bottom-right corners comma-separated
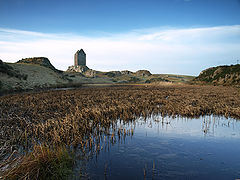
(0, 25, 240, 75)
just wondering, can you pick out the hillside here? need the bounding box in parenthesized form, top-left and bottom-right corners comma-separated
(86, 70, 194, 84)
(193, 64, 240, 85)
(0, 58, 194, 94)
(0, 59, 118, 93)
(17, 57, 60, 72)
(0, 61, 70, 92)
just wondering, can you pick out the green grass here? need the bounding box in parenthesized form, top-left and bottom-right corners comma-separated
(193, 64, 240, 84)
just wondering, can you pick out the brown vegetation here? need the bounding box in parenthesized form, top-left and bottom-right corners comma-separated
(2, 144, 73, 180)
(0, 84, 240, 178)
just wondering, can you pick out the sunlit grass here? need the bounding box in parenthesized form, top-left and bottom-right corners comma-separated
(2, 144, 73, 180)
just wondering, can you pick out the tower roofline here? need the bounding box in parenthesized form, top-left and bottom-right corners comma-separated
(76, 49, 86, 55)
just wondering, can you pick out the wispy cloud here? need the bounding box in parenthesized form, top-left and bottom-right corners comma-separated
(0, 25, 240, 75)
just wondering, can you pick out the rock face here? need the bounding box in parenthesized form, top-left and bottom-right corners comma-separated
(67, 65, 96, 77)
(121, 70, 133, 75)
(193, 64, 240, 85)
(84, 69, 96, 78)
(17, 57, 57, 71)
(135, 70, 152, 77)
(67, 65, 89, 73)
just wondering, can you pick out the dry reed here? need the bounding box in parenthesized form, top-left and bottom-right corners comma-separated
(1, 144, 73, 180)
(0, 84, 240, 178)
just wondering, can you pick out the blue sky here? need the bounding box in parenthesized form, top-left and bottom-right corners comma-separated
(0, 0, 240, 75)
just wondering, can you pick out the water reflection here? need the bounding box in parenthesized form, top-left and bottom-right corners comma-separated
(117, 115, 240, 141)
(76, 115, 240, 180)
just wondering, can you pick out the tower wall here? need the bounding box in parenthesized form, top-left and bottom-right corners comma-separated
(74, 50, 86, 66)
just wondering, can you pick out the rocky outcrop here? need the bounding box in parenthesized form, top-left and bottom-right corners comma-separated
(17, 57, 58, 72)
(121, 70, 133, 75)
(135, 70, 152, 77)
(104, 71, 121, 77)
(67, 65, 89, 73)
(67, 65, 96, 77)
(193, 64, 240, 85)
(84, 69, 96, 78)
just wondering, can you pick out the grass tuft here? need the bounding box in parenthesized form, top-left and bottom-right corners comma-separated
(2, 145, 73, 180)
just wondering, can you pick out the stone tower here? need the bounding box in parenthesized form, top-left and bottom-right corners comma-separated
(74, 49, 86, 66)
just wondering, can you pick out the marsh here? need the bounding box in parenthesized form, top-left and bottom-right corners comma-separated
(1, 85, 240, 179)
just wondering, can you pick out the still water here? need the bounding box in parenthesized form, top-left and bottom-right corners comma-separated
(79, 116, 240, 180)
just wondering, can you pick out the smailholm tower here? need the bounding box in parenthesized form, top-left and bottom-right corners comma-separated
(74, 49, 86, 66)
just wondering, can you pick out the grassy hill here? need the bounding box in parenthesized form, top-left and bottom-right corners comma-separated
(0, 61, 70, 92)
(192, 64, 240, 86)
(17, 57, 60, 72)
(0, 58, 195, 94)
(91, 70, 194, 84)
